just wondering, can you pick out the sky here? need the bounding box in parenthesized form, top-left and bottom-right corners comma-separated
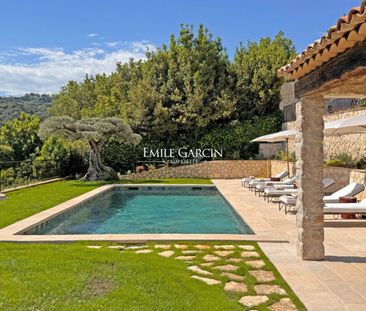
(0, 0, 360, 96)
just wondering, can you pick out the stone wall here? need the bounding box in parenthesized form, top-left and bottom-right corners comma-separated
(284, 107, 366, 160)
(270, 160, 295, 177)
(119, 160, 269, 180)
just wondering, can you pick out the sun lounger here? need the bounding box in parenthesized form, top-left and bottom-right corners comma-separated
(263, 188, 298, 202)
(248, 175, 293, 191)
(279, 181, 363, 214)
(323, 182, 365, 203)
(254, 176, 297, 196)
(0, 193, 6, 200)
(324, 199, 366, 215)
(241, 170, 288, 187)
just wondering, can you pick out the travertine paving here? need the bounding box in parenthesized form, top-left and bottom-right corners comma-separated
(86, 242, 300, 310)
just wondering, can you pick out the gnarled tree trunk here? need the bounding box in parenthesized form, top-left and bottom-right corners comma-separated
(81, 140, 118, 181)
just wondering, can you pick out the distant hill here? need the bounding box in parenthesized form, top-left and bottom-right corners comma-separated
(0, 93, 52, 124)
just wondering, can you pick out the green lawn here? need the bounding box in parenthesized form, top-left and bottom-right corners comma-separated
(0, 178, 211, 229)
(0, 242, 305, 311)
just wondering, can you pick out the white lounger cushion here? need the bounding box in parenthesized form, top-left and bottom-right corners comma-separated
(264, 188, 298, 196)
(0, 193, 6, 200)
(279, 195, 296, 205)
(252, 176, 296, 188)
(242, 171, 288, 183)
(324, 183, 365, 203)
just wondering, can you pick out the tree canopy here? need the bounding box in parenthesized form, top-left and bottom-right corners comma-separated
(39, 117, 141, 180)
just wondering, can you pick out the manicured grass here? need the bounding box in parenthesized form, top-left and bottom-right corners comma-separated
(0, 243, 242, 311)
(0, 242, 306, 311)
(0, 178, 212, 228)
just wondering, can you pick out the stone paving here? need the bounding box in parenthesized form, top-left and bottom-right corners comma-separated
(86, 243, 300, 310)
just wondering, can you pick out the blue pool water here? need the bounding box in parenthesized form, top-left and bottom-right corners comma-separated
(24, 187, 253, 235)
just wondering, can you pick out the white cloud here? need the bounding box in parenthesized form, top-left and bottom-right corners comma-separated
(87, 33, 98, 38)
(0, 41, 155, 96)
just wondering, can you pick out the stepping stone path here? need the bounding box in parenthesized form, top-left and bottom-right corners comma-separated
(227, 258, 242, 263)
(136, 249, 152, 254)
(108, 242, 298, 310)
(246, 260, 266, 269)
(125, 245, 148, 250)
(221, 272, 244, 282)
(158, 250, 175, 258)
(188, 265, 212, 276)
(224, 281, 247, 293)
(269, 298, 297, 311)
(214, 250, 234, 257)
(154, 244, 171, 249)
(254, 285, 287, 296)
(238, 245, 256, 251)
(241, 251, 260, 258)
(175, 255, 195, 261)
(213, 264, 239, 272)
(195, 244, 210, 250)
(86, 245, 102, 249)
(202, 254, 220, 262)
(191, 275, 221, 285)
(239, 295, 269, 308)
(214, 245, 235, 250)
(174, 244, 188, 249)
(182, 250, 202, 255)
(249, 270, 275, 282)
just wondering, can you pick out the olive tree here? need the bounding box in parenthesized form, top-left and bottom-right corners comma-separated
(39, 117, 141, 181)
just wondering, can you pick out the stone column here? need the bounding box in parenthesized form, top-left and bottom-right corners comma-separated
(295, 96, 325, 260)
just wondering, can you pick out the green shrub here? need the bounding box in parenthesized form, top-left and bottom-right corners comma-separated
(325, 153, 355, 168)
(276, 150, 296, 162)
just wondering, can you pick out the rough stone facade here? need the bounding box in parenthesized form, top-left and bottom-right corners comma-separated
(295, 98, 325, 261)
(285, 107, 366, 160)
(119, 160, 269, 180)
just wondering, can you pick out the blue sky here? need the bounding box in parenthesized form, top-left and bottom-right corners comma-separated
(0, 0, 360, 95)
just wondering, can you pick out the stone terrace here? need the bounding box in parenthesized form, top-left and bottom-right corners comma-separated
(214, 179, 366, 311)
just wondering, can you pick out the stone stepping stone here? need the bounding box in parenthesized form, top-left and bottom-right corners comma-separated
(213, 264, 239, 272)
(125, 245, 148, 250)
(136, 249, 153, 254)
(158, 250, 175, 258)
(269, 298, 297, 311)
(202, 254, 220, 262)
(86, 245, 102, 249)
(191, 275, 221, 285)
(200, 262, 215, 267)
(175, 255, 195, 261)
(221, 272, 244, 282)
(174, 244, 188, 249)
(182, 250, 202, 255)
(224, 281, 248, 293)
(246, 260, 265, 269)
(214, 250, 234, 257)
(227, 258, 242, 263)
(188, 265, 212, 276)
(154, 244, 171, 249)
(238, 245, 256, 251)
(249, 270, 275, 282)
(239, 295, 269, 308)
(107, 245, 125, 249)
(241, 251, 260, 258)
(214, 245, 235, 250)
(254, 285, 287, 296)
(195, 244, 210, 250)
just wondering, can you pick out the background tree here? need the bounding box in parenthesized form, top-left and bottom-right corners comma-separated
(0, 113, 41, 162)
(233, 32, 296, 120)
(39, 117, 141, 181)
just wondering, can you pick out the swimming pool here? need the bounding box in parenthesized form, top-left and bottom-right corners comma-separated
(23, 186, 253, 235)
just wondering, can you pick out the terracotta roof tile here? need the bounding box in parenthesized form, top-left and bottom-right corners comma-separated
(278, 0, 366, 80)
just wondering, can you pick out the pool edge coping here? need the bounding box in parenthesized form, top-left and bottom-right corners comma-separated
(0, 184, 289, 243)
